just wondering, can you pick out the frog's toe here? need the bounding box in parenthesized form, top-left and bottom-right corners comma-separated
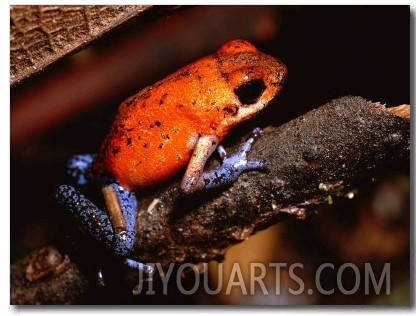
(124, 259, 155, 275)
(67, 154, 95, 185)
(202, 127, 266, 190)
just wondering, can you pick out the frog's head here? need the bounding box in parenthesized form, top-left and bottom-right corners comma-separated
(215, 39, 288, 129)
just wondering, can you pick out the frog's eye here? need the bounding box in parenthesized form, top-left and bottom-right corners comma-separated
(234, 79, 266, 105)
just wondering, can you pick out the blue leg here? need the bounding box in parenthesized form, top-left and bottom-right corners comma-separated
(57, 154, 154, 275)
(202, 127, 266, 190)
(55, 183, 136, 256)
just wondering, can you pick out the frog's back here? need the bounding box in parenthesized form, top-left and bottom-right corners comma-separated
(90, 80, 200, 190)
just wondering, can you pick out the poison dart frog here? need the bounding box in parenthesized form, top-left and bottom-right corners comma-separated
(56, 39, 287, 276)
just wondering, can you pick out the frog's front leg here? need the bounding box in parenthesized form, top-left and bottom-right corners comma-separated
(180, 127, 266, 194)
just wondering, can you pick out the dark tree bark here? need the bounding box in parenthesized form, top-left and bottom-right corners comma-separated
(131, 96, 410, 267)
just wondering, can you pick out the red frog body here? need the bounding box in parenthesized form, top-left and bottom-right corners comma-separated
(90, 39, 287, 191)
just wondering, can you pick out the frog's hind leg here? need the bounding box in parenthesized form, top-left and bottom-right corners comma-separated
(55, 183, 135, 256)
(55, 183, 153, 274)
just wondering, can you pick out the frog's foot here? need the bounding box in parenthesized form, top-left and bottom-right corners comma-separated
(124, 259, 155, 276)
(202, 127, 266, 190)
(67, 154, 95, 186)
(96, 262, 154, 287)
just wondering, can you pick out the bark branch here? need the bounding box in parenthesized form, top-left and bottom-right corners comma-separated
(132, 96, 410, 268)
(10, 95, 410, 303)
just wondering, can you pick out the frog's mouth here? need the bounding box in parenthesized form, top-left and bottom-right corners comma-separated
(235, 99, 268, 120)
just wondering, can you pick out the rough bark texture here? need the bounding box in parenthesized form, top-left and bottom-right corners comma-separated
(10, 96, 410, 304)
(130, 96, 410, 266)
(10, 5, 152, 86)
